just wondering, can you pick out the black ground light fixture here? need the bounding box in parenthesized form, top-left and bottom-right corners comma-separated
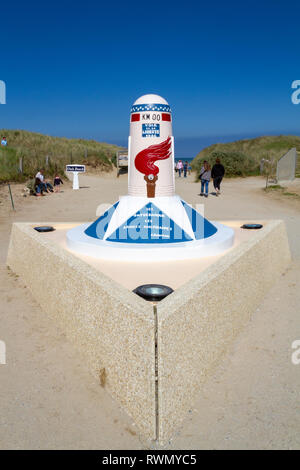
(241, 223, 263, 230)
(34, 226, 56, 233)
(133, 284, 174, 302)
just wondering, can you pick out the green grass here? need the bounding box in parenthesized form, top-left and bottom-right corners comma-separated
(0, 129, 122, 183)
(265, 184, 284, 190)
(263, 184, 300, 200)
(0, 147, 21, 182)
(282, 192, 300, 198)
(192, 135, 300, 178)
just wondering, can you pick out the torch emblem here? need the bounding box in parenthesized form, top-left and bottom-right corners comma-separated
(134, 136, 172, 198)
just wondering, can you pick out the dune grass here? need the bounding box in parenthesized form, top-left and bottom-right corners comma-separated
(0, 129, 121, 183)
(192, 135, 300, 178)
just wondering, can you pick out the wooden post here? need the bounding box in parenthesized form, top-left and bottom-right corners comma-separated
(116, 151, 119, 177)
(19, 156, 23, 173)
(8, 183, 15, 210)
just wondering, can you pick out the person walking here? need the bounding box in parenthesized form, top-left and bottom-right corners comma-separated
(183, 161, 188, 178)
(53, 174, 64, 192)
(199, 161, 211, 197)
(211, 158, 225, 195)
(177, 160, 183, 177)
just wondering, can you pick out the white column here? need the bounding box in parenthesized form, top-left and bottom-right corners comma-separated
(73, 172, 79, 190)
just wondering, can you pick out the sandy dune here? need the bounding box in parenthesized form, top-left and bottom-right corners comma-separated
(0, 172, 299, 449)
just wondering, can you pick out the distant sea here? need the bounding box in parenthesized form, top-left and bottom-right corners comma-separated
(175, 157, 193, 163)
(111, 131, 294, 162)
(173, 133, 276, 161)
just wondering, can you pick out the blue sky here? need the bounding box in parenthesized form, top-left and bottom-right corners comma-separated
(1, 0, 300, 157)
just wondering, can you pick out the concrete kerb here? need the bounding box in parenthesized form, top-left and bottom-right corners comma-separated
(6, 220, 291, 444)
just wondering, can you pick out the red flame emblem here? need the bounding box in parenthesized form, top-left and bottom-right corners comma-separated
(134, 136, 172, 176)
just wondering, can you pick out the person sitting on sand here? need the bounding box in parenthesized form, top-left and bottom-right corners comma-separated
(35, 169, 53, 193)
(35, 177, 45, 196)
(199, 161, 211, 197)
(53, 174, 64, 192)
(211, 158, 225, 196)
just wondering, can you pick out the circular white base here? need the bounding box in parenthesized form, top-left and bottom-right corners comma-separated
(66, 222, 234, 261)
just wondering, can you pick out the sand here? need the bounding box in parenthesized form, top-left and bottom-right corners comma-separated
(0, 172, 299, 449)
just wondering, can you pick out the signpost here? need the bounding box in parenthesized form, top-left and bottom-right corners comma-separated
(116, 150, 128, 177)
(66, 164, 85, 190)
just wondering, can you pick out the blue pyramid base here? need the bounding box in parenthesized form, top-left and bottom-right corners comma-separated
(84, 199, 218, 244)
(106, 202, 192, 244)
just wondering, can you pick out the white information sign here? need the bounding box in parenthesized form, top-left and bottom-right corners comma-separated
(66, 164, 86, 190)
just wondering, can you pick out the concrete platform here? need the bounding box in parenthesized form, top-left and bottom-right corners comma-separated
(6, 220, 291, 444)
(66, 221, 235, 261)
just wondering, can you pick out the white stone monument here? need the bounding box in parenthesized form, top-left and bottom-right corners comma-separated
(66, 94, 234, 260)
